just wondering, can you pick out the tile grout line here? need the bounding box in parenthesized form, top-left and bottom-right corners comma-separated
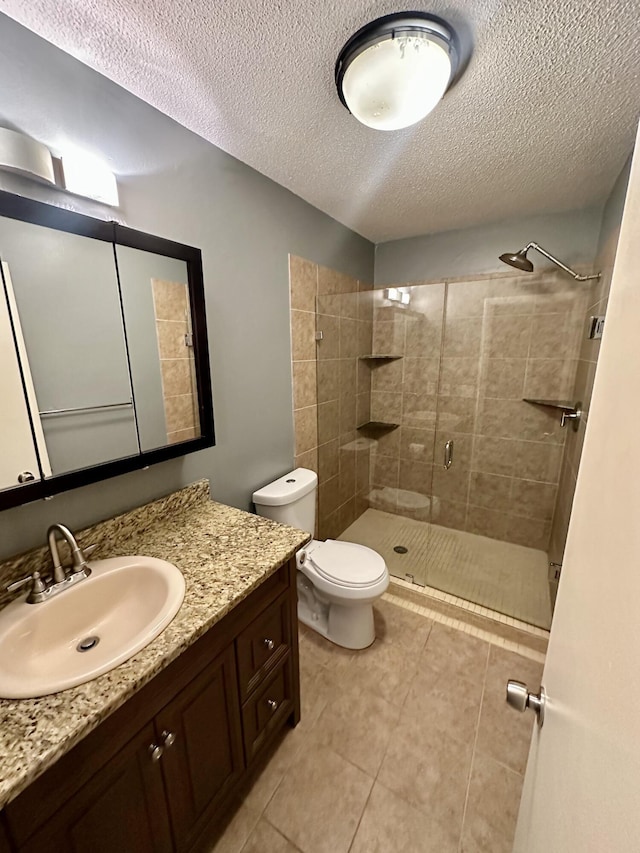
(457, 644, 491, 852)
(345, 774, 375, 853)
(262, 815, 304, 852)
(345, 618, 431, 852)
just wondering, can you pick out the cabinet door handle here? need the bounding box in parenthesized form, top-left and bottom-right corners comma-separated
(266, 698, 278, 713)
(149, 743, 164, 762)
(161, 730, 176, 748)
(17, 471, 35, 484)
(263, 638, 275, 651)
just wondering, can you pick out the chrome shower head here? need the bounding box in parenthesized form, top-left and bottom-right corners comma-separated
(498, 241, 600, 281)
(498, 247, 534, 272)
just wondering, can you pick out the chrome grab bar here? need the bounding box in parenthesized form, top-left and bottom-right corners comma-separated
(443, 439, 454, 469)
(39, 400, 133, 417)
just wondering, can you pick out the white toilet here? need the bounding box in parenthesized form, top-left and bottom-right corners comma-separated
(253, 468, 389, 650)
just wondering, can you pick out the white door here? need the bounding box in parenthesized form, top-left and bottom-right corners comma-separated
(513, 126, 640, 852)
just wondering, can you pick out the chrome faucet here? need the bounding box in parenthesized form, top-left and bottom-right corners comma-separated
(6, 523, 93, 604)
(47, 523, 90, 582)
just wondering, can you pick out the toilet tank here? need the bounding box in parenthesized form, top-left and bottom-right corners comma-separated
(252, 468, 317, 535)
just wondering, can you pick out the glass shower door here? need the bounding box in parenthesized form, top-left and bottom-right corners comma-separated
(426, 274, 587, 628)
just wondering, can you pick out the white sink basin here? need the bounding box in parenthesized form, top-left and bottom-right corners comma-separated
(0, 556, 185, 699)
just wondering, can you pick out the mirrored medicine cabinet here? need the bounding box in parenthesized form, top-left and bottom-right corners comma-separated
(0, 190, 214, 510)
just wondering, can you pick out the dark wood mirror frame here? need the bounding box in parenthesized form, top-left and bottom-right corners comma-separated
(0, 190, 214, 511)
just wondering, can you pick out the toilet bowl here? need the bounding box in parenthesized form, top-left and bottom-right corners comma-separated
(252, 468, 389, 649)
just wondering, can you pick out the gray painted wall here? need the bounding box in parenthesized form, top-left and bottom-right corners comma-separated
(0, 15, 373, 558)
(596, 155, 633, 259)
(374, 206, 603, 285)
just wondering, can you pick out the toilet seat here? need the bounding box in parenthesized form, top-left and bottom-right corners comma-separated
(306, 540, 386, 588)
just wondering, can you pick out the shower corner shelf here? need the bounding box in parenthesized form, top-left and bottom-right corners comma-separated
(523, 398, 575, 410)
(358, 354, 403, 361)
(356, 420, 400, 434)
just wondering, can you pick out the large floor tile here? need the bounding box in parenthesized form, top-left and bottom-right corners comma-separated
(402, 661, 483, 744)
(374, 599, 433, 654)
(476, 646, 543, 774)
(344, 638, 418, 706)
(241, 818, 301, 852)
(299, 625, 353, 672)
(311, 683, 401, 775)
(377, 723, 472, 841)
(299, 664, 344, 730)
(210, 799, 261, 853)
(460, 752, 524, 852)
(264, 744, 373, 853)
(244, 727, 308, 813)
(421, 622, 490, 686)
(350, 781, 458, 853)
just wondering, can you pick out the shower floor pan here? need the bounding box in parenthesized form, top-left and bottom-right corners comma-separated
(339, 508, 551, 630)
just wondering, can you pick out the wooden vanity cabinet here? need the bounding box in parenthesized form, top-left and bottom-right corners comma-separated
(0, 821, 11, 853)
(1, 558, 300, 853)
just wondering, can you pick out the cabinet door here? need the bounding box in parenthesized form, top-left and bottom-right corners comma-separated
(0, 818, 11, 853)
(157, 643, 244, 851)
(17, 723, 172, 853)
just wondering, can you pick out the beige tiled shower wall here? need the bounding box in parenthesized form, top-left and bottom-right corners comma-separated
(289, 256, 373, 539)
(368, 271, 591, 550)
(548, 233, 621, 585)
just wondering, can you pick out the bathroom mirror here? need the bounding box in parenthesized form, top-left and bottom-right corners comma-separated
(0, 190, 213, 510)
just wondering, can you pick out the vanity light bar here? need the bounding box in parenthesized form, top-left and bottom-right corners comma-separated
(0, 127, 118, 206)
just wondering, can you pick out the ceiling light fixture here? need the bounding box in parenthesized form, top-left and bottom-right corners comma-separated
(335, 12, 460, 131)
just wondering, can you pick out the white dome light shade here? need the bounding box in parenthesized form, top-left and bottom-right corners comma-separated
(335, 14, 459, 132)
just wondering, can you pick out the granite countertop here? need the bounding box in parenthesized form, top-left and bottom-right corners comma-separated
(0, 481, 308, 809)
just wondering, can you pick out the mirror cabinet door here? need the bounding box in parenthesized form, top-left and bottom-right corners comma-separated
(115, 245, 202, 451)
(0, 216, 139, 479)
(0, 191, 212, 510)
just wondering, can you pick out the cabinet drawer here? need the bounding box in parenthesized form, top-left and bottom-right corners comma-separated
(242, 656, 293, 763)
(236, 592, 291, 700)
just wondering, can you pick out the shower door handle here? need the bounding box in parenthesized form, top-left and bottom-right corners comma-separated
(443, 440, 454, 469)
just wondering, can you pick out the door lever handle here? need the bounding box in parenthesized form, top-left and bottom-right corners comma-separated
(443, 440, 454, 469)
(506, 680, 546, 727)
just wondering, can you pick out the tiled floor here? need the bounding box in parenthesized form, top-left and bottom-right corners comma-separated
(339, 509, 552, 629)
(212, 599, 543, 853)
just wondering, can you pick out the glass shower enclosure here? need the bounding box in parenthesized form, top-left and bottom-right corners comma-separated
(315, 273, 589, 629)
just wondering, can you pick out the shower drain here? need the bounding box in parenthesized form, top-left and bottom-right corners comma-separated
(393, 545, 408, 554)
(77, 636, 100, 653)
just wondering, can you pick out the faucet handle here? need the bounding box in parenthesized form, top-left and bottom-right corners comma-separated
(68, 543, 96, 576)
(7, 571, 48, 596)
(81, 543, 98, 560)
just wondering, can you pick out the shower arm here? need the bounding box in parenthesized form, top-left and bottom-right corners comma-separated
(524, 243, 600, 281)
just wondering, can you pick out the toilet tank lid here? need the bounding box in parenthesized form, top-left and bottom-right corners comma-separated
(252, 468, 318, 506)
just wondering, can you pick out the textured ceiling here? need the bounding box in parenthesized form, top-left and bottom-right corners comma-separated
(2, 0, 639, 242)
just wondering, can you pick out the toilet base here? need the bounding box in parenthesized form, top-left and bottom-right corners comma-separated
(298, 598, 375, 650)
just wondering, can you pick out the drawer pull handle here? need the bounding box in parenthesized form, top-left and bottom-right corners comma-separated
(149, 744, 164, 762)
(267, 698, 278, 713)
(263, 638, 275, 651)
(161, 730, 176, 748)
